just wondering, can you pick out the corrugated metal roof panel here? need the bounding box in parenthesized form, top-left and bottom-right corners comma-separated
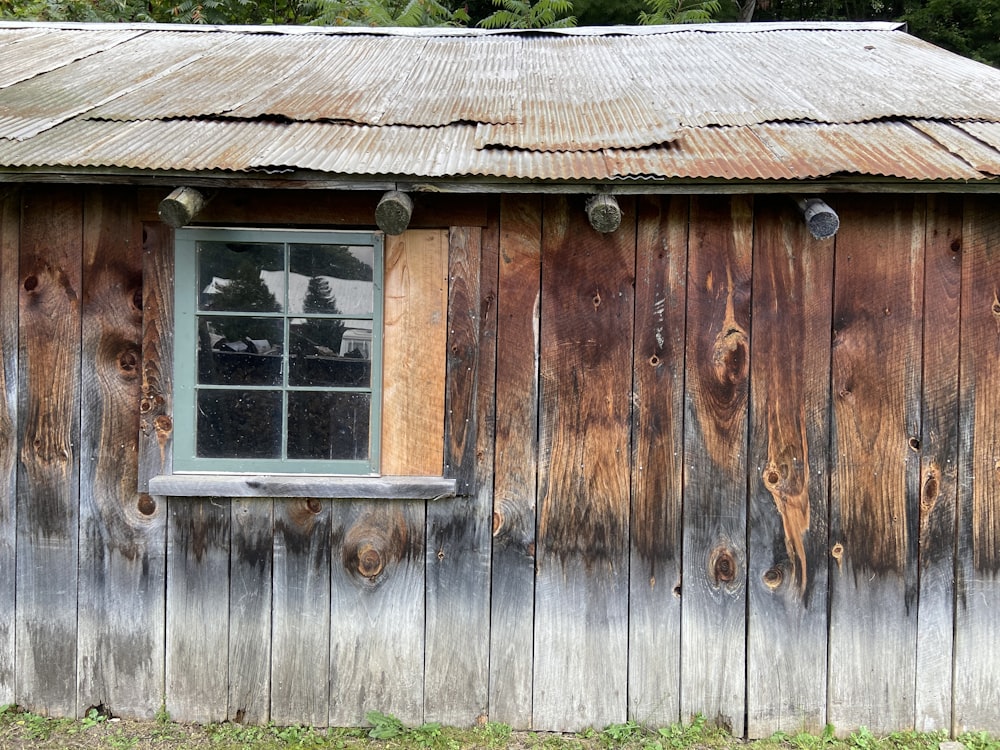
(911, 120, 1000, 176)
(0, 26, 143, 90)
(956, 121, 1000, 152)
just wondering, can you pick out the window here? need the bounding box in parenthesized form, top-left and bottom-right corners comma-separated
(172, 227, 383, 475)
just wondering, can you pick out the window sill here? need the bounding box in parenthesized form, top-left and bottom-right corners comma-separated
(147, 473, 457, 500)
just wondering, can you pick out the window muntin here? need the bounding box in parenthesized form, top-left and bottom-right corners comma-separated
(173, 228, 383, 475)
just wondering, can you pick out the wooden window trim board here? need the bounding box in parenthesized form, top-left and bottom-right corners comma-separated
(139, 223, 450, 499)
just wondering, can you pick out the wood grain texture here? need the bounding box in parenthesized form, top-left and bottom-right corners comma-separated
(628, 195, 687, 727)
(77, 187, 166, 719)
(827, 195, 923, 734)
(953, 195, 1000, 733)
(381, 230, 449, 476)
(746, 197, 832, 737)
(490, 195, 541, 729)
(138, 221, 173, 489)
(533, 195, 633, 731)
(270, 499, 332, 727)
(137, 188, 489, 229)
(424, 222, 497, 725)
(680, 195, 752, 735)
(330, 501, 425, 726)
(16, 186, 83, 716)
(165, 499, 231, 723)
(914, 196, 962, 733)
(228, 499, 273, 725)
(0, 190, 18, 705)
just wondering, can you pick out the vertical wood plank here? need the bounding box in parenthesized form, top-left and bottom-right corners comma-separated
(533, 195, 634, 731)
(138, 222, 173, 489)
(746, 197, 832, 737)
(270, 499, 332, 727)
(914, 196, 962, 733)
(490, 195, 541, 729)
(628, 195, 687, 727)
(680, 195, 752, 735)
(228, 499, 273, 725)
(424, 222, 497, 725)
(0, 189, 18, 706)
(77, 187, 166, 719)
(827, 195, 923, 734)
(165, 499, 231, 723)
(954, 195, 1000, 734)
(16, 185, 83, 716)
(330, 501, 425, 726)
(381, 230, 449, 476)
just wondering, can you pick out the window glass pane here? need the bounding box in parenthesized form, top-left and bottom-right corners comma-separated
(198, 317, 284, 386)
(287, 392, 370, 461)
(198, 242, 285, 313)
(289, 319, 372, 387)
(196, 390, 282, 458)
(288, 244, 374, 315)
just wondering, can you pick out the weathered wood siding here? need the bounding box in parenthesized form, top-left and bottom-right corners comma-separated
(1, 186, 999, 738)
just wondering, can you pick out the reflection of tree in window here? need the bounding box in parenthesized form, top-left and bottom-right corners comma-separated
(207, 265, 281, 342)
(299, 275, 345, 355)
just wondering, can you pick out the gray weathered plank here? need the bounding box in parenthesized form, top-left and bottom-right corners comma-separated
(16, 185, 83, 716)
(953, 195, 1000, 734)
(0, 189, 18, 706)
(228, 499, 273, 725)
(533, 195, 633, 731)
(490, 195, 541, 729)
(270, 499, 332, 727)
(149, 473, 455, 499)
(424, 224, 497, 726)
(627, 194, 687, 728)
(914, 196, 962, 733)
(680, 195, 752, 735)
(77, 186, 166, 719)
(827, 196, 923, 734)
(746, 196, 832, 737)
(165, 498, 231, 723)
(330, 501, 425, 727)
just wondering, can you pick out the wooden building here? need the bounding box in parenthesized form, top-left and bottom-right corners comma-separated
(1, 19, 1000, 739)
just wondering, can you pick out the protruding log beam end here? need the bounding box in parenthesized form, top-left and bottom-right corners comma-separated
(375, 190, 413, 236)
(586, 194, 622, 234)
(158, 187, 209, 229)
(796, 197, 840, 240)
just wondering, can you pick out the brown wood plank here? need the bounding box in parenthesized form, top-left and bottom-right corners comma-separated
(628, 195, 687, 727)
(954, 195, 1000, 734)
(77, 187, 166, 719)
(490, 195, 541, 729)
(16, 185, 83, 716)
(0, 189, 18, 705)
(914, 196, 962, 733)
(138, 221, 174, 489)
(533, 195, 634, 731)
(680, 194, 752, 735)
(827, 195, 923, 734)
(228, 499, 273, 725)
(330, 501, 425, 727)
(165, 498, 231, 723)
(424, 222, 497, 726)
(137, 188, 489, 229)
(381, 230, 449, 476)
(270, 499, 332, 727)
(746, 196, 833, 737)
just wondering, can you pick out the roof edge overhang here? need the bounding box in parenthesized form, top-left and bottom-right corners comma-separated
(0, 169, 998, 194)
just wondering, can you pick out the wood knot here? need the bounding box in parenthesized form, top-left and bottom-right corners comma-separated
(306, 498, 322, 514)
(951, 238, 962, 253)
(592, 291, 602, 310)
(709, 545, 737, 585)
(922, 471, 939, 511)
(764, 468, 781, 487)
(23, 275, 38, 292)
(648, 355, 660, 367)
(153, 415, 172, 434)
(137, 494, 157, 516)
(118, 348, 140, 375)
(908, 436, 921, 451)
(763, 567, 783, 590)
(831, 542, 844, 566)
(356, 543, 384, 578)
(492, 510, 503, 536)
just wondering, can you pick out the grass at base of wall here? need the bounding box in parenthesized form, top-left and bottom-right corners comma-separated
(0, 705, 997, 750)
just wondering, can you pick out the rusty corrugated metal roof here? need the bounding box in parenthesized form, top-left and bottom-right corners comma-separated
(0, 21, 998, 186)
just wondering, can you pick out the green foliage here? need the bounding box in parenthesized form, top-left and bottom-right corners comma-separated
(81, 707, 109, 730)
(639, 0, 720, 23)
(313, 0, 468, 25)
(478, 0, 576, 28)
(905, 0, 1000, 66)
